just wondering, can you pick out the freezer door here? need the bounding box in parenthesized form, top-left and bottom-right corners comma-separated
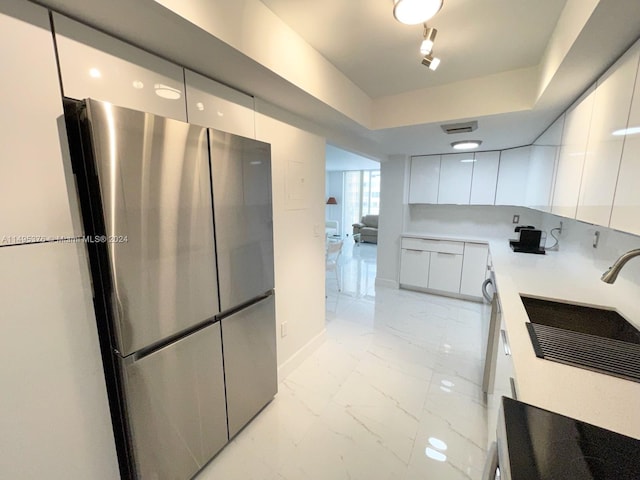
(209, 129, 274, 312)
(85, 99, 219, 355)
(222, 295, 277, 438)
(121, 322, 228, 480)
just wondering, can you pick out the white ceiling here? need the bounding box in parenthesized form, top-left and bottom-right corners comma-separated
(258, 0, 640, 163)
(260, 0, 567, 98)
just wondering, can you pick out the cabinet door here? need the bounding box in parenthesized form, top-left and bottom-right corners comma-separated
(399, 249, 430, 288)
(526, 145, 559, 212)
(460, 243, 489, 298)
(470, 152, 500, 205)
(0, 1, 78, 244)
(495, 146, 531, 206)
(438, 153, 473, 204)
(53, 13, 187, 121)
(428, 252, 463, 293)
(409, 155, 440, 204)
(185, 69, 256, 138)
(0, 240, 119, 479)
(577, 44, 640, 226)
(552, 85, 596, 218)
(611, 44, 640, 235)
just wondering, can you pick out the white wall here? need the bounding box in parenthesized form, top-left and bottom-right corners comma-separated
(405, 205, 544, 241)
(540, 212, 640, 289)
(377, 155, 407, 287)
(254, 102, 327, 379)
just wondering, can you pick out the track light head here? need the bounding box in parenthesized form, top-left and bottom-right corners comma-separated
(420, 26, 437, 55)
(421, 53, 441, 71)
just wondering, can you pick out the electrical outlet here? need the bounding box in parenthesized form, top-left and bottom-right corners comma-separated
(281, 321, 288, 338)
(512, 214, 520, 224)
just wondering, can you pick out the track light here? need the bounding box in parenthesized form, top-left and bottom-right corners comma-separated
(421, 53, 441, 71)
(420, 26, 437, 55)
(393, 0, 443, 25)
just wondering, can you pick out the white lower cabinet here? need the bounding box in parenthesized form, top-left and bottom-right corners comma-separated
(399, 248, 430, 289)
(460, 243, 489, 297)
(400, 237, 487, 299)
(428, 251, 463, 292)
(0, 241, 119, 479)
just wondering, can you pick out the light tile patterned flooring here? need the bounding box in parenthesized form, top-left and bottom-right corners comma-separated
(197, 241, 490, 480)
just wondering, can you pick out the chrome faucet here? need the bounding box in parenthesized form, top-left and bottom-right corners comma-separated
(601, 248, 640, 283)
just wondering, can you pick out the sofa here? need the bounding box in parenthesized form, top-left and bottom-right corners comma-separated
(352, 214, 378, 244)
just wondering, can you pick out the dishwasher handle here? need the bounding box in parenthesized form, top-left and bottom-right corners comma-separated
(482, 277, 495, 303)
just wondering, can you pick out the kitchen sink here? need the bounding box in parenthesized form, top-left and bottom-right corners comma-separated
(520, 295, 640, 344)
(520, 295, 640, 382)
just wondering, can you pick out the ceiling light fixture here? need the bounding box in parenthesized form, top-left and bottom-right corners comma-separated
(421, 53, 441, 70)
(420, 25, 437, 55)
(451, 140, 482, 150)
(393, 0, 443, 25)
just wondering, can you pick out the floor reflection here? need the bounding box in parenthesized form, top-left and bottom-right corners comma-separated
(199, 239, 489, 480)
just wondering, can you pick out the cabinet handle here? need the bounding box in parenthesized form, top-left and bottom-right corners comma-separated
(501, 329, 511, 356)
(404, 248, 423, 253)
(437, 251, 457, 256)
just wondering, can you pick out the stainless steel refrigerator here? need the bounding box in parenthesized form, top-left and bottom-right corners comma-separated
(64, 98, 276, 480)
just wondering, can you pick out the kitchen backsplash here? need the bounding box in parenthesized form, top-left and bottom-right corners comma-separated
(540, 212, 640, 288)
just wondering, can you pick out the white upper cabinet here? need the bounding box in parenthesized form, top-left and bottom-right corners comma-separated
(409, 155, 440, 204)
(527, 145, 559, 212)
(470, 151, 500, 205)
(527, 115, 564, 212)
(551, 85, 596, 219)
(611, 43, 640, 235)
(438, 153, 473, 204)
(185, 69, 256, 138)
(576, 43, 640, 226)
(53, 13, 187, 121)
(495, 146, 531, 206)
(0, 1, 78, 244)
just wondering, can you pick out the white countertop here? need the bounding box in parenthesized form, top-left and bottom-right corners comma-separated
(403, 232, 640, 439)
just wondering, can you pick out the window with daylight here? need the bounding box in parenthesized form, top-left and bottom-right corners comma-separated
(343, 170, 380, 230)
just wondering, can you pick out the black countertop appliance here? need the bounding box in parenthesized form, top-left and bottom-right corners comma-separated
(509, 225, 545, 254)
(495, 397, 640, 479)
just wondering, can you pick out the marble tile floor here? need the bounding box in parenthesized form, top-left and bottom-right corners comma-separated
(197, 241, 491, 480)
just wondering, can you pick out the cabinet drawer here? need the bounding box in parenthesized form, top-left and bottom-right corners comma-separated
(401, 237, 464, 254)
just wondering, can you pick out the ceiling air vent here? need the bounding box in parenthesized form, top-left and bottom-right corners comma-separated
(441, 121, 478, 135)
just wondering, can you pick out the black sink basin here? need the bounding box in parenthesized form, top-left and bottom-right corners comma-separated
(521, 295, 640, 382)
(520, 295, 640, 344)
